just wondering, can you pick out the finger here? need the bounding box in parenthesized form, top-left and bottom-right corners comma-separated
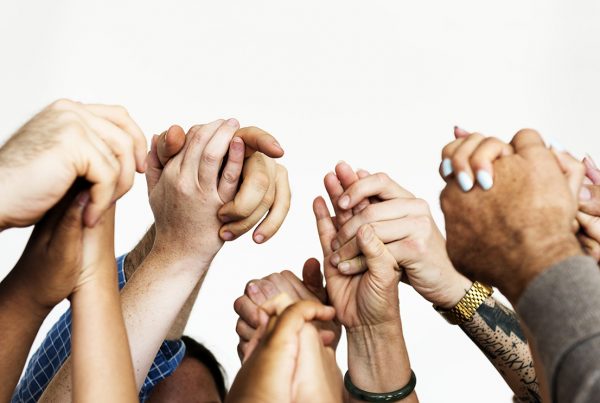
(236, 318, 256, 341)
(450, 133, 486, 192)
(218, 153, 272, 224)
(280, 270, 320, 302)
(48, 191, 87, 249)
(218, 137, 245, 203)
(337, 173, 412, 210)
(352, 168, 372, 214)
(313, 196, 337, 256)
(324, 171, 352, 229)
(145, 135, 162, 194)
(157, 125, 186, 167)
(440, 138, 466, 178)
(198, 118, 240, 186)
(553, 151, 586, 200)
(584, 155, 600, 185)
(454, 126, 470, 139)
(335, 198, 430, 248)
(469, 137, 514, 191)
(578, 232, 600, 262)
(301, 258, 327, 303)
(252, 164, 291, 243)
(180, 119, 225, 175)
(336, 161, 371, 216)
(332, 216, 427, 274)
(219, 185, 272, 241)
(82, 103, 147, 172)
(510, 128, 546, 152)
(267, 301, 336, 347)
(233, 295, 264, 328)
(260, 292, 296, 317)
(246, 280, 268, 306)
(357, 224, 400, 277)
(235, 126, 284, 158)
(257, 279, 286, 301)
(263, 273, 302, 301)
(577, 211, 600, 242)
(579, 184, 600, 216)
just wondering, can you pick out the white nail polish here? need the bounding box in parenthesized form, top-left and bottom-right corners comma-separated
(457, 172, 474, 192)
(476, 170, 493, 191)
(442, 158, 453, 177)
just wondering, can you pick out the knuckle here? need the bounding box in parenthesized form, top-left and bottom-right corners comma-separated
(375, 172, 390, 184)
(202, 152, 219, 165)
(222, 170, 240, 184)
(50, 98, 75, 110)
(251, 172, 271, 193)
(413, 198, 431, 214)
(112, 104, 130, 117)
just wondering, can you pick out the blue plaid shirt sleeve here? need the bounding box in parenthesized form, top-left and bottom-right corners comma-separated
(12, 254, 186, 403)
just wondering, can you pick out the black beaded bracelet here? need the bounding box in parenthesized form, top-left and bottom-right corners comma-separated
(344, 370, 417, 402)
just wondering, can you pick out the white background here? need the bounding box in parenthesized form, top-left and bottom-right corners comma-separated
(1, 1, 600, 401)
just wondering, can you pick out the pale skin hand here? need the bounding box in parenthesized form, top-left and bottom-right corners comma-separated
(0, 190, 86, 402)
(39, 119, 246, 401)
(233, 259, 341, 362)
(0, 99, 146, 229)
(227, 297, 342, 403)
(314, 196, 418, 402)
(70, 205, 137, 403)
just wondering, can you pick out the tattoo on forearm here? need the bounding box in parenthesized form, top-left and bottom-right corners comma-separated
(461, 297, 541, 403)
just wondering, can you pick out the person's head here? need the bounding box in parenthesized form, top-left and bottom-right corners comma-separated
(148, 336, 227, 403)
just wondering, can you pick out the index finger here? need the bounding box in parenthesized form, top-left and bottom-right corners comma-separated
(157, 125, 186, 167)
(83, 104, 148, 172)
(235, 126, 284, 158)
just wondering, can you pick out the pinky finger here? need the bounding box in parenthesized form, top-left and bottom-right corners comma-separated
(218, 137, 245, 203)
(253, 165, 291, 243)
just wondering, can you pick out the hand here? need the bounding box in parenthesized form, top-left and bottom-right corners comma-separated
(145, 125, 291, 244)
(326, 162, 472, 309)
(227, 296, 342, 403)
(440, 129, 584, 302)
(233, 259, 341, 362)
(8, 186, 88, 311)
(149, 119, 245, 262)
(0, 99, 146, 229)
(578, 156, 600, 261)
(314, 194, 402, 329)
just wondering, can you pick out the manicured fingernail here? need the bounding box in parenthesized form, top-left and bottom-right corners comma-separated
(476, 170, 493, 191)
(441, 158, 453, 177)
(580, 186, 592, 201)
(247, 282, 259, 295)
(222, 231, 234, 241)
(331, 239, 340, 251)
(457, 172, 474, 192)
(338, 195, 350, 209)
(585, 154, 598, 170)
(254, 234, 265, 243)
(547, 137, 565, 152)
(338, 262, 350, 273)
(330, 254, 340, 266)
(227, 118, 239, 127)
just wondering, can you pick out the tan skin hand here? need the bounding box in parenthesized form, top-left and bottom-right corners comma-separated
(0, 99, 146, 229)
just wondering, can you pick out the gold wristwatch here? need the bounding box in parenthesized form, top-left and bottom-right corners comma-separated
(434, 281, 493, 325)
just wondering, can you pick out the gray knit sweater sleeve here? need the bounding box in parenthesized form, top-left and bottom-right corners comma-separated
(516, 255, 600, 403)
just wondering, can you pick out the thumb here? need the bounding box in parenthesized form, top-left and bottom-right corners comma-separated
(157, 125, 186, 167)
(356, 224, 400, 279)
(48, 191, 87, 251)
(579, 184, 600, 217)
(302, 258, 327, 303)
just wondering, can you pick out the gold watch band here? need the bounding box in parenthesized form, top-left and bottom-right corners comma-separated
(434, 281, 493, 325)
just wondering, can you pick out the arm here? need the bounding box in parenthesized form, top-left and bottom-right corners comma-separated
(70, 206, 137, 402)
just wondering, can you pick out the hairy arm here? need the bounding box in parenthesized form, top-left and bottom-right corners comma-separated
(460, 297, 541, 403)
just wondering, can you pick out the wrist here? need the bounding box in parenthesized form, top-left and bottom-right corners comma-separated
(146, 245, 212, 274)
(1, 272, 53, 321)
(346, 320, 412, 392)
(501, 233, 583, 303)
(428, 269, 473, 309)
(152, 235, 219, 267)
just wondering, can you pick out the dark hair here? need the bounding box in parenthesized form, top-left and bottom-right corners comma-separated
(181, 336, 228, 401)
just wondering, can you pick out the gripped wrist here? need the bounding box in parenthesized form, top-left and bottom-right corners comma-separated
(429, 270, 474, 309)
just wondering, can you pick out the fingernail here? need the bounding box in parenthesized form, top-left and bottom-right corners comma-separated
(330, 254, 340, 266)
(331, 239, 340, 251)
(247, 282, 259, 295)
(547, 137, 565, 152)
(254, 233, 265, 243)
(227, 118, 239, 127)
(338, 262, 350, 273)
(76, 191, 90, 208)
(441, 158, 453, 177)
(585, 154, 598, 170)
(454, 126, 469, 136)
(476, 170, 493, 191)
(580, 186, 592, 201)
(220, 214, 234, 223)
(457, 172, 474, 192)
(222, 231, 234, 241)
(338, 195, 350, 209)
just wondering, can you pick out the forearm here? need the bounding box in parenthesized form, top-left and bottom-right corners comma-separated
(70, 263, 137, 403)
(0, 275, 50, 401)
(460, 297, 540, 402)
(165, 273, 204, 340)
(346, 320, 418, 403)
